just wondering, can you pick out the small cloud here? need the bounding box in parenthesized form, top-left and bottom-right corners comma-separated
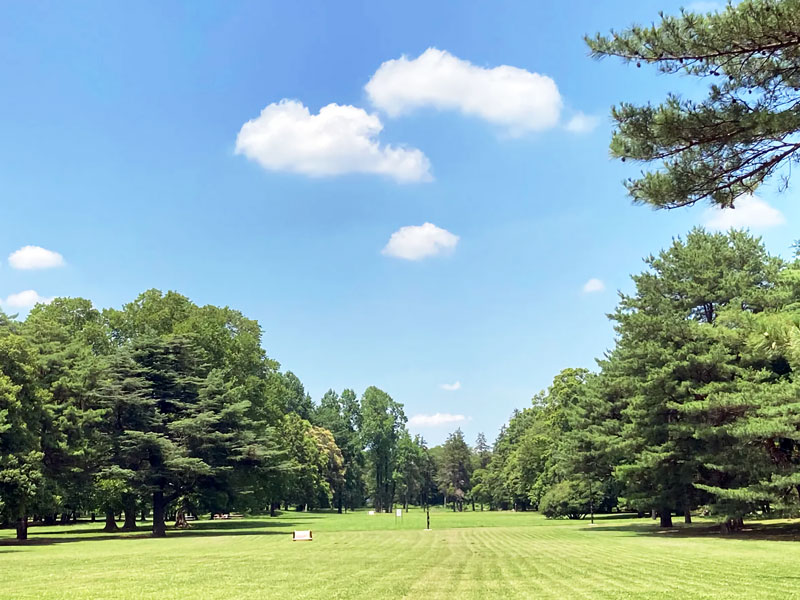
(382, 223, 459, 260)
(409, 413, 469, 427)
(565, 112, 599, 134)
(235, 99, 431, 183)
(366, 48, 562, 136)
(440, 381, 461, 391)
(2, 290, 54, 309)
(703, 194, 785, 230)
(9, 246, 65, 270)
(582, 278, 605, 293)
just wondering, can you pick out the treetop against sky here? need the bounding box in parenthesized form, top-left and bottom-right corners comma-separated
(2, 0, 799, 444)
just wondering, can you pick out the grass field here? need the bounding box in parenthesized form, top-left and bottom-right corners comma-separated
(3, 509, 800, 599)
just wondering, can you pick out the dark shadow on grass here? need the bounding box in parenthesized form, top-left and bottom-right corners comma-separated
(0, 519, 295, 548)
(579, 519, 800, 542)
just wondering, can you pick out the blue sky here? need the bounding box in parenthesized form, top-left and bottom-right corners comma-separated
(2, 0, 798, 445)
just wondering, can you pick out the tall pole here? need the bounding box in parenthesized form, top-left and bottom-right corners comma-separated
(426, 505, 430, 530)
(589, 477, 594, 525)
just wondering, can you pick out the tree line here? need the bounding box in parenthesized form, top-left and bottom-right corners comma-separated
(0, 289, 494, 540)
(472, 228, 800, 532)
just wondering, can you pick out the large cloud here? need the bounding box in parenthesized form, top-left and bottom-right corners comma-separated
(2, 290, 53, 309)
(235, 100, 431, 182)
(703, 194, 785, 230)
(365, 48, 562, 135)
(409, 413, 469, 427)
(9, 245, 65, 270)
(382, 223, 459, 260)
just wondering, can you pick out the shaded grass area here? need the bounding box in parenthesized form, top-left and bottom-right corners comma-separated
(2, 510, 800, 599)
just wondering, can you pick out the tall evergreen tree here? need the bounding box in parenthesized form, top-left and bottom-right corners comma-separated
(612, 228, 781, 526)
(0, 316, 47, 540)
(437, 429, 472, 511)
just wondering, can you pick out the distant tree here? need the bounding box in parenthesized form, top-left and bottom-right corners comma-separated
(22, 298, 110, 526)
(360, 386, 406, 512)
(393, 432, 427, 510)
(281, 371, 314, 420)
(0, 317, 46, 540)
(588, 0, 800, 209)
(437, 429, 472, 511)
(280, 413, 342, 510)
(313, 388, 366, 512)
(474, 432, 492, 469)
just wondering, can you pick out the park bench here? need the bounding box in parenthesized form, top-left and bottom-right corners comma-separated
(292, 530, 313, 541)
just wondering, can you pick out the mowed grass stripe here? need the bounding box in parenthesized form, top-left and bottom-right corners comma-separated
(3, 512, 800, 598)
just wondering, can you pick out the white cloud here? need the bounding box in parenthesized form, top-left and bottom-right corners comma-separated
(582, 278, 605, 293)
(9, 246, 65, 270)
(365, 48, 562, 135)
(565, 112, 599, 134)
(703, 194, 785, 230)
(409, 413, 469, 427)
(2, 290, 54, 309)
(382, 223, 459, 260)
(440, 381, 461, 391)
(235, 99, 431, 183)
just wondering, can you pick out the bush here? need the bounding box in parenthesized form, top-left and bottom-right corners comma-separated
(539, 480, 590, 520)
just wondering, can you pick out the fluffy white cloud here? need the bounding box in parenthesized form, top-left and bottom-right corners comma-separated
(409, 413, 469, 427)
(2, 290, 54, 309)
(235, 99, 431, 182)
(440, 381, 461, 391)
(366, 48, 562, 135)
(565, 112, 599, 134)
(582, 278, 605, 293)
(9, 245, 65, 270)
(703, 194, 785, 230)
(382, 223, 459, 260)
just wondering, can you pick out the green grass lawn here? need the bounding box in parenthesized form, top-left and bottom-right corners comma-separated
(3, 509, 800, 599)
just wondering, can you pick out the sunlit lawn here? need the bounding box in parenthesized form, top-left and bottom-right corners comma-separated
(2, 508, 800, 599)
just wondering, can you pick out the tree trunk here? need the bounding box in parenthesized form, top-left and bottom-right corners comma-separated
(684, 508, 692, 524)
(103, 509, 119, 533)
(152, 491, 167, 538)
(174, 498, 189, 529)
(16, 515, 28, 541)
(659, 511, 673, 528)
(122, 497, 138, 531)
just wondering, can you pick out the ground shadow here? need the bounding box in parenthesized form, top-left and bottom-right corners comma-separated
(580, 517, 800, 542)
(0, 518, 295, 548)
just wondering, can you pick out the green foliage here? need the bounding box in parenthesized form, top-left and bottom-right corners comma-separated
(436, 429, 472, 510)
(588, 0, 800, 208)
(539, 480, 592, 520)
(360, 386, 406, 512)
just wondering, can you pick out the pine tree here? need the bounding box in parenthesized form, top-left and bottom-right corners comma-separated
(437, 429, 472, 511)
(588, 0, 800, 208)
(0, 315, 47, 540)
(612, 229, 781, 526)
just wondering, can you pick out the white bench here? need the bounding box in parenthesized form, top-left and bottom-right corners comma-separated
(292, 530, 312, 541)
